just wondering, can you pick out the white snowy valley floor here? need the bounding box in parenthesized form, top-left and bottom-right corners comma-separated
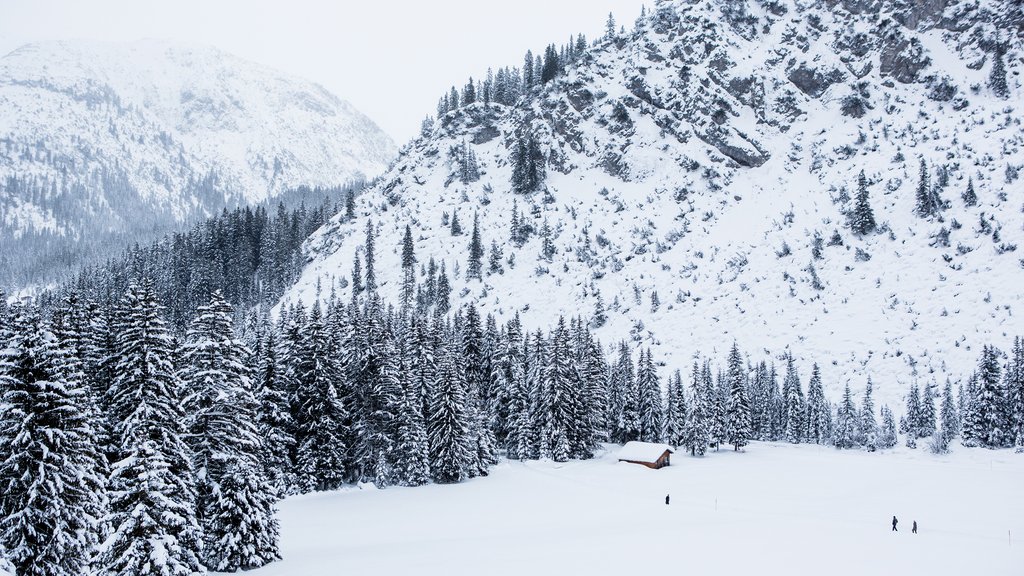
(238, 443, 1023, 576)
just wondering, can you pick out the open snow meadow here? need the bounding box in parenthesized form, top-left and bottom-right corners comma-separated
(244, 444, 1023, 576)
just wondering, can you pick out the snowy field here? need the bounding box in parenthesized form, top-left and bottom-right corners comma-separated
(241, 443, 1023, 576)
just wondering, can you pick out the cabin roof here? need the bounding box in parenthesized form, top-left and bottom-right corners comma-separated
(617, 441, 674, 463)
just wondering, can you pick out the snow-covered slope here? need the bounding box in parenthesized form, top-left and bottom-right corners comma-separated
(0, 39, 396, 285)
(286, 0, 1023, 407)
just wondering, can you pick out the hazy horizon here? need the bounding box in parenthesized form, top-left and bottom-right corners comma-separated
(0, 0, 648, 144)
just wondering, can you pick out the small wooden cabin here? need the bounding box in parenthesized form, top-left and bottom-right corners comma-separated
(617, 441, 674, 469)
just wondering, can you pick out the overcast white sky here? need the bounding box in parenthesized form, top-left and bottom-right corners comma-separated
(0, 0, 648, 143)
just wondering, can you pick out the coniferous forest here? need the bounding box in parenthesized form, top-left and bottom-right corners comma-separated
(2, 203, 1023, 573)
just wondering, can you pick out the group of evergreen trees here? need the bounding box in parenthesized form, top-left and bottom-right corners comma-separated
(37, 187, 349, 332)
(435, 35, 590, 117)
(4, 262, 1024, 574)
(0, 285, 278, 575)
(951, 341, 1024, 450)
(896, 341, 1024, 453)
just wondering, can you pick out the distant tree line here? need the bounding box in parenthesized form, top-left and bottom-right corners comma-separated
(434, 34, 590, 118)
(36, 184, 357, 332)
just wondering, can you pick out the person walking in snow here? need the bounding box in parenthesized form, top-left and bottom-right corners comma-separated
(892, 516, 898, 531)
(665, 494, 670, 505)
(912, 521, 917, 534)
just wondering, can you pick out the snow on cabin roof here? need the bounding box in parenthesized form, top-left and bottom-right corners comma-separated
(617, 441, 674, 463)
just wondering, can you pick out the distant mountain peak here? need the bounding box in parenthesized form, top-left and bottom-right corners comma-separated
(0, 39, 397, 286)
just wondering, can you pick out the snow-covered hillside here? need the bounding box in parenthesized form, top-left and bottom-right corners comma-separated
(286, 0, 1023, 408)
(241, 442, 1024, 576)
(0, 39, 396, 285)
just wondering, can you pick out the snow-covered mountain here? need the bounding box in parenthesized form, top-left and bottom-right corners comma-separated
(286, 0, 1023, 407)
(0, 39, 396, 286)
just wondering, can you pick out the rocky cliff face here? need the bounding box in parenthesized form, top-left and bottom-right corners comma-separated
(0, 40, 396, 287)
(287, 0, 1022, 406)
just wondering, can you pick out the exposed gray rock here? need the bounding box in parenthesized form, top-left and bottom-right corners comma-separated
(879, 27, 931, 83)
(788, 64, 847, 97)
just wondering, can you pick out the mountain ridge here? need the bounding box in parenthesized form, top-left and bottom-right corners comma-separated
(283, 0, 1022, 407)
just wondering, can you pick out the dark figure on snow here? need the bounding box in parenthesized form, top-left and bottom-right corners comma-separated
(892, 516, 898, 531)
(665, 494, 670, 505)
(912, 521, 917, 534)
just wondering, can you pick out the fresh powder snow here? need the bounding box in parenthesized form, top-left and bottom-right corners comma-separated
(233, 442, 1024, 576)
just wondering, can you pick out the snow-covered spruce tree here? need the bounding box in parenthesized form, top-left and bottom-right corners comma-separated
(254, 326, 297, 496)
(682, 361, 711, 456)
(179, 292, 279, 571)
(851, 170, 877, 235)
(543, 318, 579, 462)
(725, 343, 751, 451)
(364, 219, 377, 294)
(707, 363, 726, 450)
(747, 362, 768, 440)
(1006, 337, 1024, 450)
(402, 314, 435, 482)
(368, 328, 403, 487)
(591, 292, 607, 329)
(782, 356, 804, 443)
(962, 177, 978, 207)
(989, 45, 1009, 99)
(960, 374, 982, 447)
(0, 307, 107, 576)
(467, 212, 484, 281)
(976, 345, 1006, 448)
(488, 240, 504, 275)
(522, 330, 547, 460)
(462, 306, 498, 475)
(918, 383, 937, 439)
(902, 382, 922, 447)
(765, 364, 784, 441)
(619, 348, 643, 443)
(435, 263, 452, 315)
(606, 342, 633, 444)
(203, 456, 281, 569)
(636, 349, 664, 443)
(101, 282, 203, 576)
(351, 254, 364, 297)
(510, 131, 545, 194)
(341, 296, 393, 485)
(832, 383, 858, 449)
(294, 302, 349, 492)
(879, 405, 898, 449)
(507, 330, 540, 459)
(0, 291, 10, 341)
(914, 158, 944, 218)
(63, 296, 118, 454)
(345, 187, 356, 220)
(939, 380, 960, 444)
(539, 218, 557, 261)
(459, 141, 480, 184)
(859, 379, 879, 451)
(401, 225, 416, 309)
(429, 336, 471, 483)
(394, 331, 431, 486)
(804, 364, 830, 444)
(664, 369, 688, 448)
(578, 330, 609, 456)
(450, 210, 462, 236)
(503, 321, 533, 460)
